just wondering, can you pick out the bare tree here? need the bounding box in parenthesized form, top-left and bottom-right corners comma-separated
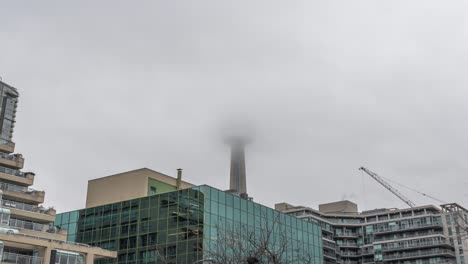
(205, 213, 315, 264)
(154, 245, 170, 264)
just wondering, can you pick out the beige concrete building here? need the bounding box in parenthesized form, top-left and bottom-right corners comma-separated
(318, 200, 359, 214)
(277, 200, 468, 264)
(85, 168, 194, 208)
(0, 80, 116, 264)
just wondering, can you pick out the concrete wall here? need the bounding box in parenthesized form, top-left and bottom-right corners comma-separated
(319, 200, 358, 214)
(86, 169, 149, 208)
(86, 168, 195, 208)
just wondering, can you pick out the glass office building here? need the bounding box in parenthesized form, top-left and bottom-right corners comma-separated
(56, 186, 323, 264)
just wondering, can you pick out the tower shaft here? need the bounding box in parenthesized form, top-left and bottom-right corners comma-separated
(229, 142, 247, 196)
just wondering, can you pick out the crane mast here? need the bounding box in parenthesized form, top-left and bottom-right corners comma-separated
(359, 167, 417, 208)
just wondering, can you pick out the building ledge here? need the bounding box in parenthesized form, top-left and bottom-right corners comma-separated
(0, 233, 117, 259)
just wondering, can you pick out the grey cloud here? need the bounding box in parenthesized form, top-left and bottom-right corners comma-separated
(0, 0, 467, 212)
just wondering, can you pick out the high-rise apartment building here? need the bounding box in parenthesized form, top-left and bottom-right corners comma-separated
(0, 80, 116, 264)
(0, 81, 19, 145)
(276, 200, 468, 264)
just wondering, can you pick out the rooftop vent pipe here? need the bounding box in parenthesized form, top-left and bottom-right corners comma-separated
(176, 169, 182, 190)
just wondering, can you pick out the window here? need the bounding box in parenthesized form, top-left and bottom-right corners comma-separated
(446, 215, 451, 225)
(150, 187, 157, 195)
(0, 210, 11, 225)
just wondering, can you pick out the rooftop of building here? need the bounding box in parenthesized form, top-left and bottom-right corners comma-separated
(0, 80, 19, 96)
(275, 200, 442, 220)
(85, 167, 196, 208)
(88, 167, 195, 187)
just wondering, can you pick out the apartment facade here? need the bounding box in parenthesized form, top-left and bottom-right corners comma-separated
(0, 80, 116, 264)
(55, 170, 324, 264)
(277, 200, 468, 264)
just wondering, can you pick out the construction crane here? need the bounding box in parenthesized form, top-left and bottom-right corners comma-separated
(359, 167, 417, 208)
(360, 167, 468, 238)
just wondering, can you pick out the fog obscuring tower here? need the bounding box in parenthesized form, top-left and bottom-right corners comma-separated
(221, 117, 253, 199)
(229, 137, 248, 197)
(225, 135, 250, 199)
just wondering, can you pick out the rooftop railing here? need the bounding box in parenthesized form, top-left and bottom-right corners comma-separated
(1, 252, 43, 264)
(2, 199, 52, 215)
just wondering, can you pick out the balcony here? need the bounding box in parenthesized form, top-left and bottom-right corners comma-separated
(339, 250, 360, 257)
(0, 182, 45, 204)
(2, 199, 56, 223)
(373, 222, 443, 235)
(323, 250, 337, 260)
(0, 153, 24, 170)
(382, 240, 453, 252)
(383, 248, 456, 261)
(338, 242, 359, 248)
(323, 241, 337, 250)
(0, 139, 15, 154)
(8, 218, 67, 240)
(0, 252, 43, 264)
(361, 249, 375, 256)
(374, 231, 444, 242)
(334, 231, 359, 238)
(0, 167, 33, 186)
(9, 218, 50, 232)
(342, 261, 359, 264)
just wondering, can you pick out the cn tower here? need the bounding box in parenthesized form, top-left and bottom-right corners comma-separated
(227, 136, 248, 198)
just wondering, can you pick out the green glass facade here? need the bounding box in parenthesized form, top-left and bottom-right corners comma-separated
(55, 186, 323, 264)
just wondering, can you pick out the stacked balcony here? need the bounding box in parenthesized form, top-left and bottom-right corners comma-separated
(0, 152, 24, 169)
(323, 239, 338, 262)
(0, 182, 44, 204)
(0, 140, 15, 154)
(1, 199, 55, 223)
(0, 138, 63, 241)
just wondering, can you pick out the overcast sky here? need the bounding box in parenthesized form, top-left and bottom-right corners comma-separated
(1, 1, 467, 213)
